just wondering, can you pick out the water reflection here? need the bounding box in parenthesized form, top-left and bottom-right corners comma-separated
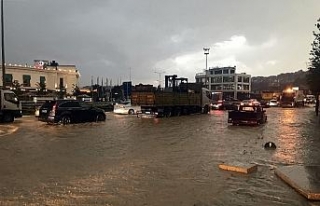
(272, 108, 302, 164)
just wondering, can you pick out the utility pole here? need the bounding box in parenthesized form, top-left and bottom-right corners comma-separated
(127, 67, 132, 101)
(1, 0, 5, 88)
(154, 69, 165, 88)
(203, 48, 210, 90)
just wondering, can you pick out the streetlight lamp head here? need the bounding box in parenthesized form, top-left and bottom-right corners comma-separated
(203, 48, 210, 54)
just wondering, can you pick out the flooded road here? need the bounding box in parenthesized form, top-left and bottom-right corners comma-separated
(0, 107, 320, 205)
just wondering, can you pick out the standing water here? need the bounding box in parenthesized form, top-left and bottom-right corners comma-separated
(0, 107, 319, 205)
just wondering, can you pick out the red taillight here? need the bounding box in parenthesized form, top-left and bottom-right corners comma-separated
(51, 104, 57, 116)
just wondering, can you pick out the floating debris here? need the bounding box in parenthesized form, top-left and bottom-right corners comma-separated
(264, 141, 276, 150)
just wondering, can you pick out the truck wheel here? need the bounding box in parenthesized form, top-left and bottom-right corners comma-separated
(60, 115, 71, 125)
(128, 109, 134, 115)
(3, 113, 14, 123)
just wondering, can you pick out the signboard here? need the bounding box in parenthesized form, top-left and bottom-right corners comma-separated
(34, 60, 49, 69)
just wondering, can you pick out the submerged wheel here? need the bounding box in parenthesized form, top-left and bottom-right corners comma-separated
(2, 113, 14, 123)
(165, 111, 172, 118)
(60, 115, 71, 125)
(128, 109, 135, 115)
(96, 113, 106, 122)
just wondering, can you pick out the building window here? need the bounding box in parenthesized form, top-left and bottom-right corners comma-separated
(23, 75, 31, 87)
(238, 76, 242, 82)
(211, 76, 222, 83)
(223, 84, 235, 90)
(223, 69, 229, 74)
(230, 69, 235, 74)
(243, 77, 250, 83)
(223, 76, 235, 83)
(59, 78, 64, 87)
(4, 74, 12, 86)
(211, 84, 222, 90)
(214, 70, 222, 75)
(243, 85, 250, 90)
(40, 76, 46, 84)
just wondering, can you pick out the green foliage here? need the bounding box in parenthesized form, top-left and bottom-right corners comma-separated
(11, 80, 23, 96)
(72, 84, 81, 96)
(35, 82, 47, 95)
(307, 18, 320, 94)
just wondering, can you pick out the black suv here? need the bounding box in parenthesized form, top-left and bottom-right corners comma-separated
(38, 100, 56, 121)
(44, 99, 106, 124)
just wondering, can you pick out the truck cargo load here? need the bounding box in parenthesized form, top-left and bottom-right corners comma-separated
(131, 75, 211, 117)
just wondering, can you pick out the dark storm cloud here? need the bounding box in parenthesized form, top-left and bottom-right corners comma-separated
(3, 0, 320, 86)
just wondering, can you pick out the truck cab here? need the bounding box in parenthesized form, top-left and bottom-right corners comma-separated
(0, 89, 22, 123)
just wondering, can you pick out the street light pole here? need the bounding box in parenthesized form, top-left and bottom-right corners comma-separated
(154, 69, 165, 89)
(203, 48, 210, 89)
(1, 0, 5, 88)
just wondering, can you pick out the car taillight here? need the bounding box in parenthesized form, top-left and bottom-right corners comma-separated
(51, 104, 57, 116)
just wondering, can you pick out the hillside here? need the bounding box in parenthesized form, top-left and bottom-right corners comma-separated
(251, 70, 309, 92)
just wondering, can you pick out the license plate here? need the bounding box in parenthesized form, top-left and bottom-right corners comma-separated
(41, 110, 47, 113)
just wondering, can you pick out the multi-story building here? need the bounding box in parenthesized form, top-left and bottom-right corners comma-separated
(0, 60, 80, 94)
(195, 66, 251, 100)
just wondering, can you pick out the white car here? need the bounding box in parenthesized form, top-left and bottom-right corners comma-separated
(113, 102, 141, 115)
(268, 99, 279, 107)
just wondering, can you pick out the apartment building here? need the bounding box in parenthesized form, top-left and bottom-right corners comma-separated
(195, 66, 251, 100)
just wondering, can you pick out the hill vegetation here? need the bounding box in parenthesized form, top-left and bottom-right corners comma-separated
(251, 70, 309, 92)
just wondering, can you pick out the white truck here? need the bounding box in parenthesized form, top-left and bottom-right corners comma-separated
(0, 89, 22, 123)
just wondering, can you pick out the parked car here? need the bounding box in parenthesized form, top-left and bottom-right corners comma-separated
(305, 95, 316, 104)
(268, 99, 279, 107)
(46, 99, 106, 124)
(35, 106, 40, 117)
(113, 101, 141, 115)
(222, 98, 241, 110)
(210, 100, 223, 110)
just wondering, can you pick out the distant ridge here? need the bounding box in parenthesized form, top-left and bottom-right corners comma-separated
(251, 70, 309, 92)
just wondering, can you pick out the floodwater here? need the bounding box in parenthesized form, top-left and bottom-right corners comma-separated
(0, 107, 320, 205)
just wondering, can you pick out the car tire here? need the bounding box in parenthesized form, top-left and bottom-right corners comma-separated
(60, 115, 71, 125)
(96, 113, 106, 122)
(128, 109, 134, 115)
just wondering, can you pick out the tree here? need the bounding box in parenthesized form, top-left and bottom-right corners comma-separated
(35, 82, 47, 95)
(307, 18, 320, 116)
(11, 80, 23, 96)
(72, 84, 81, 96)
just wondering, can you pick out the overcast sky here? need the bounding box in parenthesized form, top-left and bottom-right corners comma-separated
(3, 0, 320, 86)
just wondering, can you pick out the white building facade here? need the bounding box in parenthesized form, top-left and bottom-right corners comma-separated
(195, 66, 251, 100)
(1, 62, 80, 94)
